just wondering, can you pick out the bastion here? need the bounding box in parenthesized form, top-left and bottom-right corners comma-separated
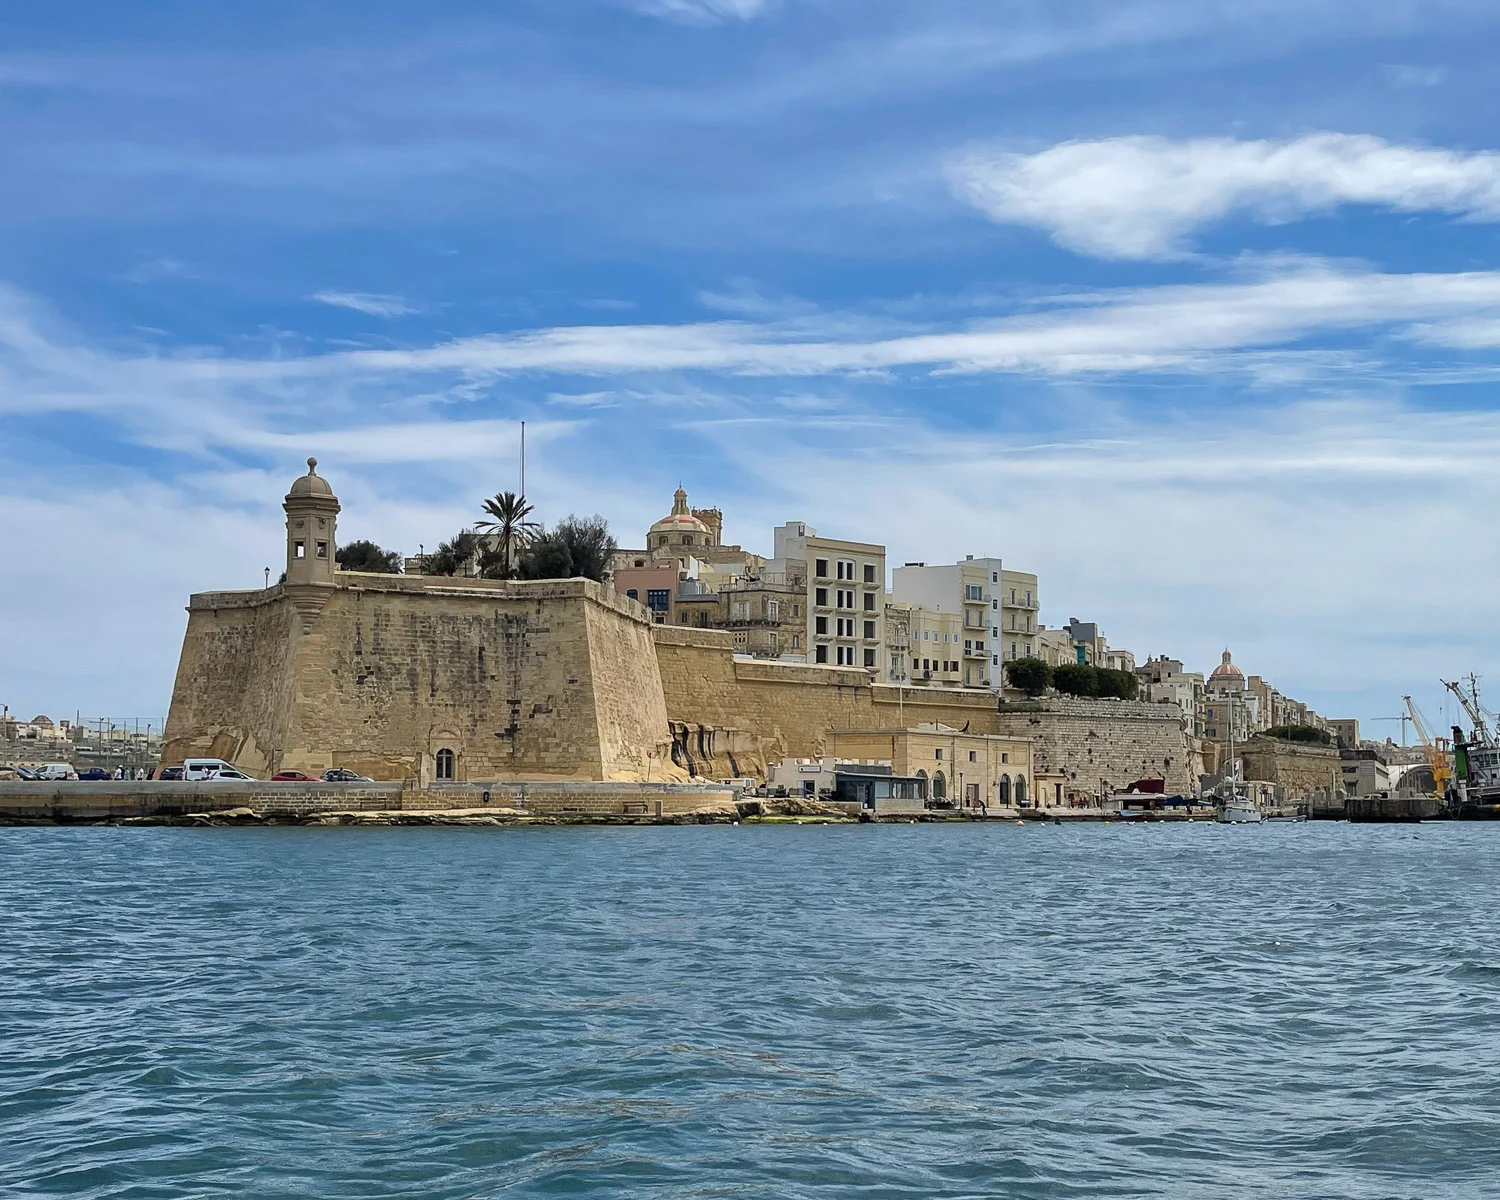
(162, 461, 1198, 797)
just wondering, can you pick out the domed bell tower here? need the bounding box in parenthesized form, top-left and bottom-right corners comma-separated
(283, 458, 340, 588)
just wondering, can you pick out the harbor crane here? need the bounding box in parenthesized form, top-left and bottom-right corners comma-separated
(1405, 694, 1451, 794)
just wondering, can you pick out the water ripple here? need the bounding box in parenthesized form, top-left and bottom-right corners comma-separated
(4, 823, 1500, 1197)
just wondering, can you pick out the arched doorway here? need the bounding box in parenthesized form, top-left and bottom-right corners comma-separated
(1015, 776, 1028, 806)
(932, 771, 946, 801)
(914, 769, 928, 801)
(998, 774, 1011, 805)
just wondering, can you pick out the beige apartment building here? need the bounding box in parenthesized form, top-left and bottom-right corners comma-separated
(885, 602, 964, 687)
(772, 521, 886, 675)
(997, 569, 1040, 664)
(827, 724, 1034, 809)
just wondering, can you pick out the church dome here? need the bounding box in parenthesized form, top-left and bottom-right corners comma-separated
(1209, 649, 1245, 688)
(287, 457, 335, 499)
(649, 486, 710, 548)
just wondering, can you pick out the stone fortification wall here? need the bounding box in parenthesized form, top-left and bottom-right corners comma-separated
(652, 626, 1002, 776)
(164, 574, 679, 783)
(1239, 737, 1342, 793)
(990, 698, 1195, 799)
(162, 587, 297, 776)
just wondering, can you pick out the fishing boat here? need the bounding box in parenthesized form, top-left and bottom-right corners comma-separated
(1216, 786, 1263, 824)
(1445, 677, 1500, 817)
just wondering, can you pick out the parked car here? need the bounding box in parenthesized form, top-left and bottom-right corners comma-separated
(182, 758, 256, 782)
(37, 763, 78, 781)
(0, 765, 28, 781)
(323, 768, 373, 782)
(77, 767, 111, 781)
(155, 766, 184, 781)
(271, 770, 314, 781)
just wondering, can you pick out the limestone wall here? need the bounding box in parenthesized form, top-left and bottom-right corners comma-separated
(653, 626, 1002, 775)
(164, 574, 678, 783)
(990, 698, 1195, 800)
(1239, 737, 1342, 792)
(161, 588, 297, 776)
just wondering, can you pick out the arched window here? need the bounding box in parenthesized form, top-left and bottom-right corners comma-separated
(932, 771, 946, 800)
(626, 589, 639, 600)
(1015, 776, 1028, 805)
(681, 534, 693, 545)
(435, 748, 455, 780)
(999, 774, 1011, 805)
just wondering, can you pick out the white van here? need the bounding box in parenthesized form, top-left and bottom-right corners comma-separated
(183, 758, 257, 782)
(38, 763, 78, 781)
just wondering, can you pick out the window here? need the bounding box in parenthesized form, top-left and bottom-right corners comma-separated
(646, 589, 670, 612)
(966, 783, 980, 804)
(769, 633, 778, 653)
(733, 631, 748, 646)
(923, 631, 930, 641)
(837, 589, 854, 609)
(935, 748, 943, 760)
(634, 559, 645, 567)
(679, 613, 689, 624)
(992, 626, 999, 638)
(294, 540, 306, 558)
(837, 617, 853, 637)
(435, 748, 455, 780)
(965, 584, 984, 601)
(793, 604, 800, 617)
(816, 615, 828, 635)
(864, 564, 876, 584)
(1001, 752, 1009, 763)
(992, 572, 999, 583)
(836, 645, 856, 665)
(767, 600, 780, 620)
(968, 750, 977, 762)
(836, 559, 855, 580)
(792, 634, 800, 649)
(863, 592, 875, 611)
(816, 587, 829, 607)
(626, 588, 639, 600)
(815, 644, 829, 663)
(992, 655, 998, 665)
(863, 620, 876, 640)
(992, 599, 998, 610)
(864, 648, 876, 668)
(1011, 588, 1017, 603)
(316, 541, 328, 558)
(815, 558, 829, 578)
(732, 601, 750, 619)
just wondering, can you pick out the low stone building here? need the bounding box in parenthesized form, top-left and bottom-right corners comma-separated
(825, 724, 1033, 810)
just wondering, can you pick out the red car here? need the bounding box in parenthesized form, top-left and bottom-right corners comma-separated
(271, 770, 315, 781)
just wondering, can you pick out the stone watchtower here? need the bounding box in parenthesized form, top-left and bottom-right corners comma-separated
(283, 457, 340, 624)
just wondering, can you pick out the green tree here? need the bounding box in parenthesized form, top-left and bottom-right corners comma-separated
(517, 515, 617, 582)
(1096, 668, 1139, 700)
(424, 531, 480, 577)
(474, 491, 539, 579)
(335, 539, 403, 573)
(1053, 663, 1098, 697)
(1005, 657, 1052, 697)
(1265, 724, 1331, 745)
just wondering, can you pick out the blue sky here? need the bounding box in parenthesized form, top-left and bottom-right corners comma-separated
(5, 0, 1500, 735)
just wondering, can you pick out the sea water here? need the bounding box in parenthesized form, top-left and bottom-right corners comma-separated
(3, 822, 1499, 1198)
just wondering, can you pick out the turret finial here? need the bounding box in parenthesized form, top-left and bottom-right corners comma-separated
(307, 457, 318, 473)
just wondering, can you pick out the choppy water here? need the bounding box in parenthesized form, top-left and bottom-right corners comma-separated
(4, 823, 1500, 1198)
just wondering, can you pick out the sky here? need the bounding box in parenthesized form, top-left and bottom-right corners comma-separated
(4, 0, 1500, 735)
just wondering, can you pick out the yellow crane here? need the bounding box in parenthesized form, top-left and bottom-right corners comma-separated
(1403, 694, 1451, 794)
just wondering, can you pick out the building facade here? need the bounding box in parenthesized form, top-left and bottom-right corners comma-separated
(826, 724, 1035, 810)
(891, 556, 1001, 689)
(773, 521, 887, 676)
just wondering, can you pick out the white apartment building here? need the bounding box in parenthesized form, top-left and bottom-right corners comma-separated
(772, 521, 887, 676)
(891, 556, 1002, 689)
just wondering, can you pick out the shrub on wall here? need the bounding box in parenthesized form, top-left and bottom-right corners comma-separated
(1052, 663, 1098, 697)
(1005, 657, 1052, 697)
(1265, 724, 1332, 745)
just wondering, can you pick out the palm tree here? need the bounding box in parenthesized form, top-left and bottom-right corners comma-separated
(475, 491, 539, 579)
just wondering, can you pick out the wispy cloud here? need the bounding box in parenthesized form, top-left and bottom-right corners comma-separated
(631, 0, 774, 25)
(950, 133, 1500, 259)
(309, 291, 418, 318)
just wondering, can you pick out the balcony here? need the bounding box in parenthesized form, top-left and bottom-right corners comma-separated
(964, 646, 987, 658)
(1005, 597, 1039, 610)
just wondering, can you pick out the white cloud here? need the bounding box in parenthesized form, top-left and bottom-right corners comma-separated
(950, 133, 1500, 259)
(633, 0, 772, 24)
(309, 291, 417, 318)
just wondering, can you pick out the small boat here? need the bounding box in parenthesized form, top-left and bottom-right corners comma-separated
(1217, 798, 1263, 824)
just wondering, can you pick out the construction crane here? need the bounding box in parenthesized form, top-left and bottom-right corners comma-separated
(1443, 676, 1493, 744)
(1404, 694, 1451, 794)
